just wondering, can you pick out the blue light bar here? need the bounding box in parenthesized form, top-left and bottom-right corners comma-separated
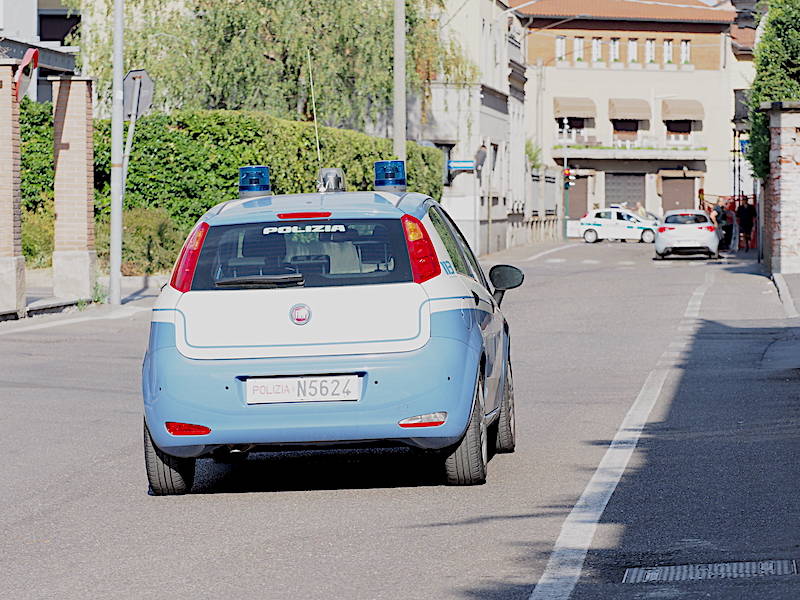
(374, 160, 407, 192)
(238, 165, 271, 197)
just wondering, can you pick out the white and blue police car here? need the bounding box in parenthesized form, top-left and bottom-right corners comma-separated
(143, 161, 523, 494)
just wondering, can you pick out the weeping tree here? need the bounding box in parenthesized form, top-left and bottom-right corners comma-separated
(66, 0, 474, 129)
(747, 0, 800, 178)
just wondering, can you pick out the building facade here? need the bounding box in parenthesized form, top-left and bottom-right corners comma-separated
(513, 0, 751, 232)
(409, 0, 529, 255)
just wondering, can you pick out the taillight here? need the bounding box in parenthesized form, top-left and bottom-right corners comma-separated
(702, 225, 715, 232)
(657, 226, 675, 233)
(165, 422, 211, 436)
(582, 213, 588, 219)
(170, 221, 210, 292)
(277, 212, 332, 219)
(401, 214, 441, 284)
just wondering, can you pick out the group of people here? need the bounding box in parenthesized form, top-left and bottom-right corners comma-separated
(710, 199, 757, 252)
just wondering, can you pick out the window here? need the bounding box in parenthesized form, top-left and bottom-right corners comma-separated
(573, 37, 584, 61)
(663, 39, 674, 63)
(628, 38, 638, 62)
(436, 206, 489, 289)
(556, 117, 586, 131)
(665, 213, 709, 225)
(595, 211, 612, 219)
(428, 207, 470, 277)
(191, 219, 412, 290)
(556, 36, 566, 61)
(665, 120, 692, 134)
(612, 120, 639, 133)
(645, 39, 656, 63)
(491, 143, 499, 171)
(591, 37, 602, 62)
(680, 39, 691, 64)
(610, 38, 620, 62)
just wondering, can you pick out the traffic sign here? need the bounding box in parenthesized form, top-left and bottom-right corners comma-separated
(12, 48, 39, 102)
(447, 160, 475, 172)
(122, 69, 154, 120)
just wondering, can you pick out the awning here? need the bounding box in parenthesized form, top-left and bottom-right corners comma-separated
(608, 98, 651, 121)
(662, 99, 705, 121)
(553, 97, 596, 119)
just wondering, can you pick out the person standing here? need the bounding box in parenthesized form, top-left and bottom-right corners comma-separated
(737, 200, 757, 251)
(711, 199, 729, 250)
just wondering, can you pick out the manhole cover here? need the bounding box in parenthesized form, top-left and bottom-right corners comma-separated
(623, 560, 798, 583)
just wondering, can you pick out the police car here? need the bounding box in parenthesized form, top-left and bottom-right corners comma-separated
(579, 208, 658, 243)
(143, 161, 524, 495)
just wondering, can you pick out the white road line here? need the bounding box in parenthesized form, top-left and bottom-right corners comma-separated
(581, 259, 600, 265)
(0, 306, 149, 337)
(545, 258, 566, 264)
(617, 261, 635, 266)
(528, 272, 715, 600)
(524, 244, 579, 262)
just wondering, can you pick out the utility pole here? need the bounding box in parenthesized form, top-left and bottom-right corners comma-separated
(109, 0, 124, 305)
(393, 0, 406, 161)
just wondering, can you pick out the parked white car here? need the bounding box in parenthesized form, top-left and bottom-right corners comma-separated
(655, 210, 719, 259)
(580, 209, 658, 244)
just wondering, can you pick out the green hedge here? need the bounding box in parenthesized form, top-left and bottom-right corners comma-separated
(20, 103, 443, 270)
(92, 110, 443, 227)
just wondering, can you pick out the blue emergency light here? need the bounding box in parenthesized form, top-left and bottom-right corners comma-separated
(374, 160, 407, 192)
(238, 165, 271, 198)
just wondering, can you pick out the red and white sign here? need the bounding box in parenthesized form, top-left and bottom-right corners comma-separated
(12, 48, 39, 102)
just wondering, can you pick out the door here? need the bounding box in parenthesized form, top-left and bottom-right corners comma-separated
(587, 210, 614, 239)
(606, 173, 645, 207)
(434, 205, 505, 413)
(567, 176, 589, 220)
(617, 211, 644, 240)
(662, 178, 696, 212)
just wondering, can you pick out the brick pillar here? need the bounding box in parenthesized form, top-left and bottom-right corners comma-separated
(51, 76, 96, 299)
(0, 60, 26, 317)
(762, 102, 800, 274)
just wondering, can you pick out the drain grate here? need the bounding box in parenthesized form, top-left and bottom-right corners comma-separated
(623, 560, 798, 583)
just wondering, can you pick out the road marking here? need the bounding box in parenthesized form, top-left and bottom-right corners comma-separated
(0, 305, 149, 337)
(617, 261, 635, 266)
(545, 258, 566, 264)
(524, 244, 579, 262)
(581, 259, 600, 265)
(528, 272, 715, 600)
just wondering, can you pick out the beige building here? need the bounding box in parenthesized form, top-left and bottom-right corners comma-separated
(512, 0, 749, 227)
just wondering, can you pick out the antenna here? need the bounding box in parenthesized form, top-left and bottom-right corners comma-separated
(307, 47, 322, 169)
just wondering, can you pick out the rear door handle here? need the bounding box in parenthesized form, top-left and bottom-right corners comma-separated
(472, 291, 480, 306)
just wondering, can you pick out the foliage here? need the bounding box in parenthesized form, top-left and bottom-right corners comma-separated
(92, 110, 443, 228)
(65, 0, 475, 128)
(525, 140, 542, 170)
(21, 200, 55, 268)
(19, 98, 54, 212)
(95, 207, 187, 275)
(748, 0, 800, 178)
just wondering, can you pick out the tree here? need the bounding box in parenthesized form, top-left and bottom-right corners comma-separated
(747, 0, 800, 178)
(66, 0, 473, 129)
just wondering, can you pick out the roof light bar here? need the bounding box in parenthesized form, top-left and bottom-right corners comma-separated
(374, 160, 407, 192)
(239, 165, 272, 199)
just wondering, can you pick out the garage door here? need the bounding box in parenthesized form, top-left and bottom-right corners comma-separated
(568, 176, 588, 219)
(661, 178, 696, 212)
(606, 174, 645, 207)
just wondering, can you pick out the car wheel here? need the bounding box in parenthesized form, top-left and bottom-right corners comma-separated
(144, 420, 196, 495)
(444, 372, 487, 485)
(494, 366, 516, 453)
(654, 251, 664, 260)
(583, 229, 598, 243)
(641, 229, 655, 244)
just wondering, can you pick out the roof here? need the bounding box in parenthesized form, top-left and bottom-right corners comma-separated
(731, 24, 756, 50)
(509, 0, 735, 24)
(206, 191, 432, 226)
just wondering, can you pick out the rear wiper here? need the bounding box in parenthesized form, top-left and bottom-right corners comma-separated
(214, 274, 305, 289)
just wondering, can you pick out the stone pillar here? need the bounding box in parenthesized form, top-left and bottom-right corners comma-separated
(51, 76, 96, 299)
(762, 102, 800, 274)
(0, 60, 26, 318)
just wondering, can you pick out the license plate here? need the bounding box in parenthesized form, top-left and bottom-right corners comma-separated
(245, 375, 361, 404)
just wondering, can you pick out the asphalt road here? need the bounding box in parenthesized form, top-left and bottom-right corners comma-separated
(2, 240, 798, 599)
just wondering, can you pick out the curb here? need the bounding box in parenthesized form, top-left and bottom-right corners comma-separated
(771, 273, 800, 319)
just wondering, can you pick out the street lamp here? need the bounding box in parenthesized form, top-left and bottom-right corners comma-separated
(109, 0, 124, 305)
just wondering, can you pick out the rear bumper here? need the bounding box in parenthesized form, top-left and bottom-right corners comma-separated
(655, 234, 718, 255)
(143, 323, 481, 456)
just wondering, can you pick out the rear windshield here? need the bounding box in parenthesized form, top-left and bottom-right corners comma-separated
(664, 213, 709, 225)
(192, 219, 412, 290)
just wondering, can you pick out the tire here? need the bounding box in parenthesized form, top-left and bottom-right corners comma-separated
(494, 366, 516, 453)
(444, 373, 488, 485)
(583, 229, 598, 244)
(641, 229, 655, 244)
(654, 251, 665, 260)
(144, 420, 196, 495)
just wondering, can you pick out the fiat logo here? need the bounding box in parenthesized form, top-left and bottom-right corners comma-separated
(289, 304, 311, 326)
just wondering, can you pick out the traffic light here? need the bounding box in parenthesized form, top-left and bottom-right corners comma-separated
(562, 168, 576, 189)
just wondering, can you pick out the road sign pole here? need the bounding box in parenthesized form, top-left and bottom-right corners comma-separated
(122, 76, 141, 191)
(393, 0, 406, 161)
(109, 0, 125, 305)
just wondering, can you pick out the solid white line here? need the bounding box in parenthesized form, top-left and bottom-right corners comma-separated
(545, 258, 566, 264)
(528, 272, 714, 600)
(0, 306, 149, 337)
(524, 244, 579, 262)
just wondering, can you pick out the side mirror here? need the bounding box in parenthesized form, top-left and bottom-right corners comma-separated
(489, 264, 524, 305)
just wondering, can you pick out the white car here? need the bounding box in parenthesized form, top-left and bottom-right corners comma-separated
(580, 209, 658, 244)
(655, 209, 719, 259)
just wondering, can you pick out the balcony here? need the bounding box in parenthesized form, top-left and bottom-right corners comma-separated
(553, 133, 707, 160)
